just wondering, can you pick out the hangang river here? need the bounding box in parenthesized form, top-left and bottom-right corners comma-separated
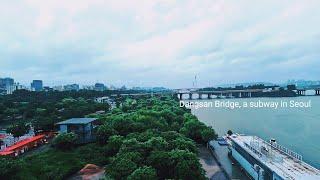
(188, 96, 320, 169)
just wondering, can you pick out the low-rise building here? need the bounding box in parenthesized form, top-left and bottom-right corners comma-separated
(56, 118, 100, 144)
(94, 83, 106, 91)
(95, 96, 117, 109)
(64, 84, 80, 91)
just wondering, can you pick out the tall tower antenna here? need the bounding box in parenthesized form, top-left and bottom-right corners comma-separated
(194, 75, 198, 88)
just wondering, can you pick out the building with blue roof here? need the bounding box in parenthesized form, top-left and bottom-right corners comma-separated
(56, 118, 99, 143)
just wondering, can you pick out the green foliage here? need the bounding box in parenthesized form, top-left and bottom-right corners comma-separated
(180, 119, 217, 143)
(107, 156, 138, 180)
(104, 135, 124, 156)
(0, 93, 217, 180)
(147, 151, 174, 179)
(6, 122, 30, 138)
(10, 144, 108, 180)
(169, 150, 206, 180)
(32, 116, 57, 132)
(200, 126, 218, 143)
(52, 132, 77, 150)
(20, 150, 83, 180)
(0, 157, 24, 180)
(145, 136, 169, 151)
(97, 124, 118, 145)
(127, 166, 157, 180)
(3, 108, 19, 120)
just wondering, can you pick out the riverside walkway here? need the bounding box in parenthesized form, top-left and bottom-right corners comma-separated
(198, 145, 228, 180)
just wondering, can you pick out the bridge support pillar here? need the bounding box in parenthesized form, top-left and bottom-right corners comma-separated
(297, 90, 306, 96)
(239, 92, 242, 98)
(189, 93, 192, 100)
(208, 94, 211, 99)
(198, 93, 202, 99)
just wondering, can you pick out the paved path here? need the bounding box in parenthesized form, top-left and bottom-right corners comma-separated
(198, 145, 229, 180)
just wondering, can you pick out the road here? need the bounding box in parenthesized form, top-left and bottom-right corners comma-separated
(198, 145, 229, 180)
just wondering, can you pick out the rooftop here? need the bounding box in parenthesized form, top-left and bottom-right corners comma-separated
(56, 118, 98, 125)
(229, 135, 320, 180)
(0, 135, 45, 156)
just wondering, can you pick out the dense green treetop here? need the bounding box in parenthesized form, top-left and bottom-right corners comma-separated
(0, 92, 216, 180)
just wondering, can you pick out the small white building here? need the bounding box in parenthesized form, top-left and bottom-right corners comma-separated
(95, 96, 117, 109)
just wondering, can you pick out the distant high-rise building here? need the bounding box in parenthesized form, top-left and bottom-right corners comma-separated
(31, 80, 43, 91)
(6, 83, 27, 94)
(43, 86, 53, 92)
(94, 83, 106, 91)
(109, 85, 117, 90)
(0, 77, 14, 89)
(82, 85, 95, 90)
(53, 85, 64, 91)
(64, 84, 80, 91)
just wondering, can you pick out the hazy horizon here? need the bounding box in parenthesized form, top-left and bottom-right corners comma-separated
(1, 0, 320, 88)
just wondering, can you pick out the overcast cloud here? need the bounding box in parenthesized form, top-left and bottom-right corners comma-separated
(0, 0, 319, 88)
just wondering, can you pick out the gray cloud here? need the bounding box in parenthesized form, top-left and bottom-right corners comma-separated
(0, 0, 319, 88)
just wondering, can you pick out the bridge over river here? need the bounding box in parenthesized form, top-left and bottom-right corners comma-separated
(105, 88, 320, 100)
(174, 89, 263, 100)
(173, 88, 320, 100)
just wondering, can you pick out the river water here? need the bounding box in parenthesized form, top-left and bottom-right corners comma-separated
(188, 96, 320, 169)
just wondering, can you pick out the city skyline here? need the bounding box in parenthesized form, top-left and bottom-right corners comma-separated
(1, 0, 320, 88)
(2, 76, 320, 89)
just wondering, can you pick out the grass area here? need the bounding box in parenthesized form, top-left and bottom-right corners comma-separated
(16, 143, 108, 180)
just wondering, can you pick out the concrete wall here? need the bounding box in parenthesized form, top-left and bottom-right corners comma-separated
(232, 147, 259, 180)
(59, 125, 68, 133)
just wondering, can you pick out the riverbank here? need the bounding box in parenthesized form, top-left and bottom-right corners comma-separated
(190, 96, 320, 169)
(208, 140, 250, 180)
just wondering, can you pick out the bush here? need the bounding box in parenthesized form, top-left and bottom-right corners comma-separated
(0, 157, 24, 180)
(96, 124, 117, 145)
(107, 158, 138, 180)
(52, 132, 77, 150)
(127, 166, 157, 180)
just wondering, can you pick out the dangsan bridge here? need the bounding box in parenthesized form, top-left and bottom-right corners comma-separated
(174, 87, 320, 100)
(173, 88, 264, 100)
(295, 88, 320, 96)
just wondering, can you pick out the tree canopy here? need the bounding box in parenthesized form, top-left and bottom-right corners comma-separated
(0, 92, 217, 180)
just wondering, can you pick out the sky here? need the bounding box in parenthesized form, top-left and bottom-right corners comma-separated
(0, 0, 320, 88)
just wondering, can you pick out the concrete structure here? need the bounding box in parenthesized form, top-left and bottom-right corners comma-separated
(64, 84, 80, 91)
(296, 88, 320, 96)
(43, 86, 53, 92)
(227, 134, 320, 180)
(94, 83, 106, 91)
(296, 89, 306, 96)
(175, 89, 262, 100)
(95, 96, 116, 109)
(56, 118, 99, 144)
(31, 80, 43, 91)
